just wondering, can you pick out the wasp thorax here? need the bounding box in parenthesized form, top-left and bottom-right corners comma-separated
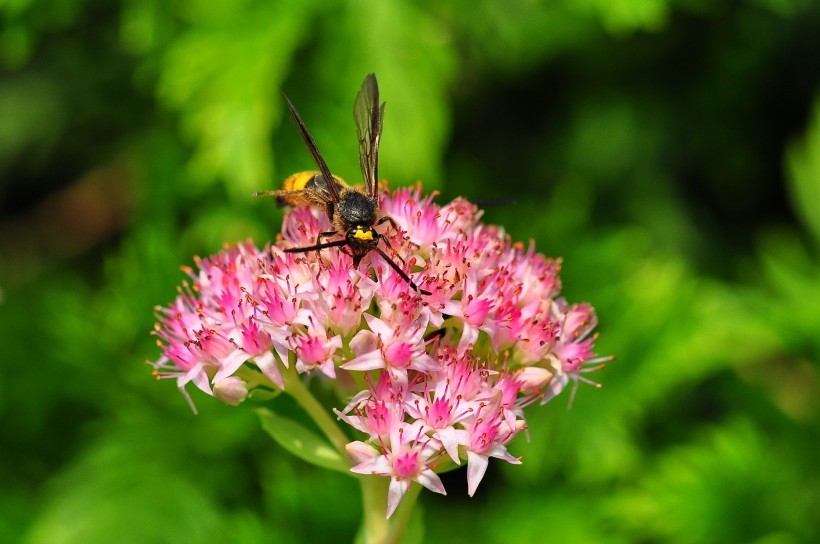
(341, 191, 377, 224)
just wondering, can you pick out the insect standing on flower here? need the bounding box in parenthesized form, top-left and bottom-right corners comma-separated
(255, 74, 429, 295)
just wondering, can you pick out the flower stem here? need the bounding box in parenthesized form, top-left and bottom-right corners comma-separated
(358, 476, 423, 544)
(281, 363, 349, 455)
(359, 476, 390, 544)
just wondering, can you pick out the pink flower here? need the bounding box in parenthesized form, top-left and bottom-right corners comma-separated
(347, 420, 447, 518)
(151, 185, 609, 511)
(404, 363, 476, 464)
(289, 312, 342, 379)
(542, 300, 613, 404)
(152, 242, 277, 407)
(335, 372, 407, 441)
(307, 258, 376, 335)
(342, 313, 436, 384)
(464, 397, 525, 496)
(441, 274, 496, 353)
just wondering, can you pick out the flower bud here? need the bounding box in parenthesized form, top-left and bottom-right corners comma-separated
(517, 366, 553, 391)
(214, 377, 248, 406)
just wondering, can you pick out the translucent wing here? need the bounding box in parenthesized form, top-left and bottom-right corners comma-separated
(283, 92, 341, 203)
(354, 74, 385, 198)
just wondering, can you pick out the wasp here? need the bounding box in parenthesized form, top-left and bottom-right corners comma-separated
(256, 74, 429, 295)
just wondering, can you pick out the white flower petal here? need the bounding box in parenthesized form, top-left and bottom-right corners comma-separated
(255, 350, 284, 389)
(435, 427, 466, 464)
(466, 450, 489, 497)
(387, 477, 411, 519)
(363, 313, 393, 338)
(213, 349, 249, 382)
(345, 441, 379, 465)
(341, 351, 385, 371)
(349, 329, 377, 355)
(415, 470, 447, 496)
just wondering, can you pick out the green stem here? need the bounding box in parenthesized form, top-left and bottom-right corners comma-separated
(279, 360, 423, 543)
(281, 363, 349, 455)
(359, 476, 390, 544)
(358, 476, 422, 544)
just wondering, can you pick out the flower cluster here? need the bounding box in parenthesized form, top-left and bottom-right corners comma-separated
(151, 185, 609, 516)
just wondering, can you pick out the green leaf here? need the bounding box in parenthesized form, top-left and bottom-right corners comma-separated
(786, 95, 820, 246)
(568, 0, 670, 34)
(255, 407, 349, 474)
(156, 2, 317, 196)
(300, 1, 456, 189)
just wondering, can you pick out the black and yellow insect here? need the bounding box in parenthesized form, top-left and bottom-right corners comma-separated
(255, 74, 429, 295)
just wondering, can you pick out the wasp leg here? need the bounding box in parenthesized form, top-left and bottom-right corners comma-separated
(253, 189, 308, 208)
(376, 219, 405, 264)
(284, 238, 348, 254)
(376, 215, 401, 234)
(313, 230, 339, 261)
(253, 189, 309, 199)
(379, 236, 406, 266)
(316, 230, 338, 245)
(376, 216, 411, 264)
(373, 245, 429, 296)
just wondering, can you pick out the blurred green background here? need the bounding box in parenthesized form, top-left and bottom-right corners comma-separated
(1, 0, 819, 542)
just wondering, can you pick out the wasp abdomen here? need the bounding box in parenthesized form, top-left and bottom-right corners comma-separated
(276, 171, 346, 207)
(282, 171, 346, 192)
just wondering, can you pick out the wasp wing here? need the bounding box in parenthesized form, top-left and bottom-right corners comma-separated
(354, 74, 385, 199)
(283, 92, 341, 203)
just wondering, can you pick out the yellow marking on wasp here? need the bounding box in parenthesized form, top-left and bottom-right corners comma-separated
(281, 171, 318, 192)
(352, 227, 374, 241)
(281, 171, 347, 192)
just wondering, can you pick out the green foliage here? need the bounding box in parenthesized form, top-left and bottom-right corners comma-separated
(1, 0, 819, 542)
(256, 408, 348, 474)
(787, 97, 820, 245)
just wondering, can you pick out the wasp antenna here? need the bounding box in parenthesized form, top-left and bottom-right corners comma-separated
(373, 246, 428, 295)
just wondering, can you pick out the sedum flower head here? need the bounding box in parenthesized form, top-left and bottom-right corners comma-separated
(151, 185, 610, 516)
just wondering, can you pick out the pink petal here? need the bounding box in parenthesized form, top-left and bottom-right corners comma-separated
(318, 358, 336, 379)
(487, 443, 522, 465)
(273, 341, 290, 369)
(518, 366, 553, 391)
(440, 299, 463, 317)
